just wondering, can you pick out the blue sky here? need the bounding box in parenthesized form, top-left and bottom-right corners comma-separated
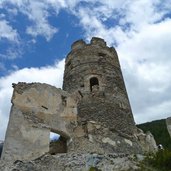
(0, 0, 171, 140)
(0, 6, 83, 75)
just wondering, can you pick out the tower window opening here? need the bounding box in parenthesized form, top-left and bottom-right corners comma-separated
(90, 77, 99, 92)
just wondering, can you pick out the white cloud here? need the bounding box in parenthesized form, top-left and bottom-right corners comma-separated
(26, 23, 57, 42)
(1, 0, 171, 42)
(134, 101, 171, 124)
(0, 19, 19, 42)
(1, 0, 59, 41)
(0, 59, 65, 140)
(25, 1, 58, 41)
(0, 19, 22, 59)
(116, 18, 171, 123)
(118, 0, 165, 30)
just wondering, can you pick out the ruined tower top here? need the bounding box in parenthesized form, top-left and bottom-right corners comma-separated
(63, 37, 120, 93)
(71, 37, 106, 50)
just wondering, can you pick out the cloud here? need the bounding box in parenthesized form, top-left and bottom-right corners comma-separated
(0, 19, 19, 42)
(116, 19, 171, 124)
(1, 0, 171, 42)
(24, 1, 58, 41)
(0, 59, 64, 140)
(118, 0, 165, 30)
(0, 18, 22, 59)
(1, 0, 59, 41)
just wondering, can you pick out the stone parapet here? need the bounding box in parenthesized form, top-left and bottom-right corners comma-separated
(71, 39, 86, 50)
(1, 83, 80, 162)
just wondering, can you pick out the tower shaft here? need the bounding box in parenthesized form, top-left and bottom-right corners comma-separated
(63, 37, 136, 135)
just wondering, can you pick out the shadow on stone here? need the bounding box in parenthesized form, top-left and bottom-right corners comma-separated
(49, 136, 67, 155)
(0, 142, 3, 158)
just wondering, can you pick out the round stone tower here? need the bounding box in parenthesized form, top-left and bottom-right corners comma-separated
(63, 37, 136, 135)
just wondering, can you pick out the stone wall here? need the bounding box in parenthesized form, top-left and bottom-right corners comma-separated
(135, 129, 157, 153)
(68, 120, 143, 154)
(1, 83, 79, 161)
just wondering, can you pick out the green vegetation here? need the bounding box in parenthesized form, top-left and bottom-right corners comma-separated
(143, 149, 171, 171)
(137, 119, 171, 150)
(89, 167, 101, 171)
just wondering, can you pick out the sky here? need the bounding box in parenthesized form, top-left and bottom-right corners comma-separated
(0, 0, 171, 140)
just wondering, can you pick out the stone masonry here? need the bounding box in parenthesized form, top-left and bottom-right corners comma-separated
(1, 83, 81, 161)
(63, 37, 136, 135)
(1, 37, 157, 162)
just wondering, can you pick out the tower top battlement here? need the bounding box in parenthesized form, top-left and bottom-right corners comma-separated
(90, 37, 106, 47)
(71, 37, 107, 51)
(71, 39, 86, 50)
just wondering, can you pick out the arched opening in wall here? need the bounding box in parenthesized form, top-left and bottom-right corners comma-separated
(90, 77, 99, 92)
(49, 131, 67, 155)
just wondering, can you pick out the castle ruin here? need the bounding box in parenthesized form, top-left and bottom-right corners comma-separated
(1, 37, 157, 162)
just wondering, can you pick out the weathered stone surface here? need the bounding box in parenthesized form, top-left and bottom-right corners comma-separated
(135, 129, 157, 153)
(68, 121, 143, 154)
(0, 153, 151, 171)
(1, 83, 80, 162)
(63, 37, 136, 135)
(102, 137, 116, 146)
(166, 117, 171, 138)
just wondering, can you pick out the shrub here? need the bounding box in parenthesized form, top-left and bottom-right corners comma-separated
(144, 149, 171, 171)
(89, 166, 102, 171)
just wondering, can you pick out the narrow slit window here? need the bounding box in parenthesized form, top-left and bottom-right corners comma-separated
(90, 77, 99, 92)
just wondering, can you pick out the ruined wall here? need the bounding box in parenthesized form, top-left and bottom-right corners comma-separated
(63, 37, 136, 135)
(1, 83, 79, 161)
(1, 82, 145, 162)
(67, 120, 143, 154)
